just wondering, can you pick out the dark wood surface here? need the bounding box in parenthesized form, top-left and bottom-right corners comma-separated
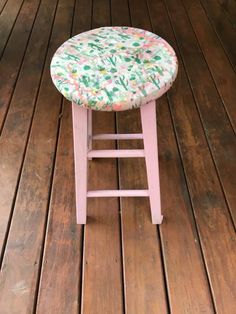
(0, 0, 235, 313)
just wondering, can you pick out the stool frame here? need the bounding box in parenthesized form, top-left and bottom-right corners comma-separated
(72, 100, 163, 225)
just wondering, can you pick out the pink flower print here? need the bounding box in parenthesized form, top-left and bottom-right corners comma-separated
(113, 103, 123, 110)
(50, 26, 178, 111)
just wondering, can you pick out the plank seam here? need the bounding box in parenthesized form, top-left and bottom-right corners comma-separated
(80, 1, 93, 313)
(32, 97, 64, 314)
(115, 111, 129, 314)
(0, 0, 60, 270)
(179, 0, 236, 134)
(33, 0, 80, 312)
(216, 0, 236, 27)
(166, 91, 218, 313)
(145, 2, 177, 312)
(199, 0, 236, 73)
(0, 0, 44, 135)
(0, 0, 25, 60)
(153, 0, 236, 230)
(0, 0, 9, 14)
(176, 0, 236, 228)
(162, 0, 235, 309)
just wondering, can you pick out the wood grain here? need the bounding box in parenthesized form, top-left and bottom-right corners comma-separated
(160, 0, 236, 226)
(81, 115, 123, 314)
(0, 0, 41, 129)
(157, 99, 214, 313)
(36, 0, 93, 312)
(117, 109, 168, 314)
(115, 0, 168, 312)
(0, 0, 25, 55)
(216, 0, 236, 28)
(0, 0, 59, 256)
(36, 102, 83, 314)
(200, 0, 236, 70)
(0, 0, 75, 312)
(181, 0, 236, 131)
(149, 0, 236, 312)
(81, 0, 123, 313)
(165, 24, 236, 314)
(0, 0, 235, 312)
(0, 0, 8, 13)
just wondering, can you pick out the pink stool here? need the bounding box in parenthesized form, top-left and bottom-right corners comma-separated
(50, 27, 178, 224)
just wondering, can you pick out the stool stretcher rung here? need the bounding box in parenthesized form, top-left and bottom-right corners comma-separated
(93, 133, 143, 140)
(87, 190, 149, 197)
(87, 149, 145, 158)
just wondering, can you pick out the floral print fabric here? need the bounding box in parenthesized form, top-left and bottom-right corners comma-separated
(50, 27, 178, 111)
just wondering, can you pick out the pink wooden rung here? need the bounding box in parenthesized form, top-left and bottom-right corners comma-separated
(87, 190, 149, 197)
(93, 133, 143, 140)
(87, 149, 145, 158)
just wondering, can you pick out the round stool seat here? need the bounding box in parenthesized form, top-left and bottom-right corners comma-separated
(50, 27, 178, 111)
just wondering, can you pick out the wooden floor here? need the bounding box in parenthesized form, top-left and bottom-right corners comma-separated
(0, 0, 236, 313)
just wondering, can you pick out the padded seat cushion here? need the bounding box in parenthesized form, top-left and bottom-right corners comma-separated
(50, 27, 178, 111)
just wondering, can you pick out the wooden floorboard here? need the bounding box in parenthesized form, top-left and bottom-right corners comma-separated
(37, 0, 90, 312)
(157, 0, 236, 227)
(200, 0, 236, 71)
(157, 95, 214, 313)
(181, 0, 236, 132)
(161, 1, 236, 311)
(36, 101, 83, 314)
(81, 1, 124, 313)
(0, 0, 72, 311)
(129, 0, 214, 312)
(0, 0, 235, 313)
(0, 0, 8, 14)
(0, 0, 25, 56)
(155, 1, 236, 311)
(112, 0, 168, 312)
(0, 0, 41, 129)
(0, 0, 58, 258)
(216, 0, 236, 26)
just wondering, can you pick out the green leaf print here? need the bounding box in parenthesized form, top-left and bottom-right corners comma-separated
(97, 65, 106, 72)
(88, 43, 103, 51)
(149, 74, 160, 88)
(115, 75, 128, 91)
(79, 75, 90, 87)
(155, 66, 164, 76)
(107, 56, 117, 67)
(50, 26, 178, 111)
(104, 88, 114, 102)
(110, 68, 117, 73)
(117, 33, 130, 40)
(135, 56, 141, 64)
(124, 57, 131, 62)
(64, 53, 80, 61)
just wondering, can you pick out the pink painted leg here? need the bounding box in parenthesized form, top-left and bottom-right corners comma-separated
(87, 109, 92, 160)
(141, 100, 163, 224)
(72, 102, 88, 224)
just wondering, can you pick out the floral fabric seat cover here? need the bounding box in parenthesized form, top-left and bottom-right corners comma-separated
(50, 27, 178, 111)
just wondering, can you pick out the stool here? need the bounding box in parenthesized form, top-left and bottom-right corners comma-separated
(50, 26, 178, 224)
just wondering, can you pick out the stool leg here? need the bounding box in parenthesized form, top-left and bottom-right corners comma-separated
(141, 100, 163, 224)
(87, 109, 92, 160)
(72, 102, 88, 224)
